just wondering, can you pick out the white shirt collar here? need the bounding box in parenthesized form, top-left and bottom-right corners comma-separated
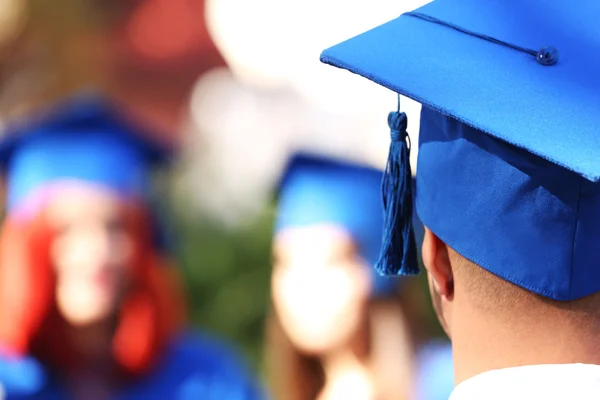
(450, 364, 600, 400)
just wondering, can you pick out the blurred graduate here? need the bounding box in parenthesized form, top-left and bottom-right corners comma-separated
(0, 93, 265, 400)
(266, 152, 453, 400)
(321, 0, 600, 398)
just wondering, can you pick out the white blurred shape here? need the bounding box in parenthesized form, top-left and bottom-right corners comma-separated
(180, 0, 431, 225)
(207, 0, 432, 90)
(0, 0, 26, 46)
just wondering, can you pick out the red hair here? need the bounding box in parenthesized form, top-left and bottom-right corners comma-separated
(0, 202, 185, 377)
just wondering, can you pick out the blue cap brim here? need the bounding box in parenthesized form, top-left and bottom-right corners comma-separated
(0, 92, 174, 213)
(0, 92, 173, 167)
(321, 0, 600, 182)
(275, 152, 403, 298)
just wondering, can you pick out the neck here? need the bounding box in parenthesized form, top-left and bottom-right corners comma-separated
(63, 319, 120, 399)
(66, 318, 115, 365)
(322, 347, 366, 380)
(320, 347, 372, 400)
(319, 322, 372, 400)
(452, 304, 600, 384)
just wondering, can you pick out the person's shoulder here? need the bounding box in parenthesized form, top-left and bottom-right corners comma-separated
(123, 331, 267, 400)
(0, 351, 61, 399)
(166, 331, 253, 373)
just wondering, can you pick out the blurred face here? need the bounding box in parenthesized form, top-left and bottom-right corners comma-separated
(47, 187, 134, 327)
(272, 224, 372, 354)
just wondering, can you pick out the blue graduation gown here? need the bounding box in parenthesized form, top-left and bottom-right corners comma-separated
(0, 331, 266, 400)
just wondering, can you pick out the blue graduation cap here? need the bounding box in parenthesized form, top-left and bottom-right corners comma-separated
(0, 92, 174, 249)
(275, 152, 402, 297)
(321, 0, 600, 301)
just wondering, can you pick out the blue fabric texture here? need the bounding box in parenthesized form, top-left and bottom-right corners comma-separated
(0, 351, 47, 397)
(320, 0, 600, 300)
(0, 93, 172, 213)
(275, 152, 402, 297)
(0, 92, 175, 253)
(0, 333, 266, 400)
(416, 107, 596, 301)
(321, 0, 600, 182)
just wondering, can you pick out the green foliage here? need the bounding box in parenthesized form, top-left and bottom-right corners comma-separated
(173, 207, 275, 370)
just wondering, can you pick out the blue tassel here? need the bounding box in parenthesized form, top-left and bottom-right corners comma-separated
(375, 111, 419, 276)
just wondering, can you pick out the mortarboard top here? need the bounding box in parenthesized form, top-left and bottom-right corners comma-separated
(275, 152, 402, 297)
(321, 0, 600, 300)
(0, 92, 173, 217)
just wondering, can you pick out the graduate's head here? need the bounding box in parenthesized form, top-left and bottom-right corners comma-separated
(321, 0, 600, 367)
(40, 185, 141, 326)
(271, 153, 402, 354)
(267, 154, 422, 400)
(0, 93, 182, 374)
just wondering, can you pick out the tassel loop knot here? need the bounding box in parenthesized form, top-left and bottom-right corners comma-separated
(388, 112, 408, 142)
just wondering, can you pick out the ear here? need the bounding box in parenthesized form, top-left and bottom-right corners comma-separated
(421, 227, 454, 300)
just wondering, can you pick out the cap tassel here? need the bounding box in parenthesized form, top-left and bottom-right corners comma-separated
(375, 110, 418, 276)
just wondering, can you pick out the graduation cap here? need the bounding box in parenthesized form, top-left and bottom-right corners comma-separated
(275, 152, 403, 297)
(0, 92, 174, 250)
(321, 0, 600, 301)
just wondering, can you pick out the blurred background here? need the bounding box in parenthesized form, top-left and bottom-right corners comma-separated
(0, 0, 441, 380)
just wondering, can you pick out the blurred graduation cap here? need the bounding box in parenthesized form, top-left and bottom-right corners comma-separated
(0, 92, 175, 251)
(275, 152, 408, 298)
(321, 0, 600, 301)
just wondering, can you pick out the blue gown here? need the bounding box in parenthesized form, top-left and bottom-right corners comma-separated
(0, 331, 266, 400)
